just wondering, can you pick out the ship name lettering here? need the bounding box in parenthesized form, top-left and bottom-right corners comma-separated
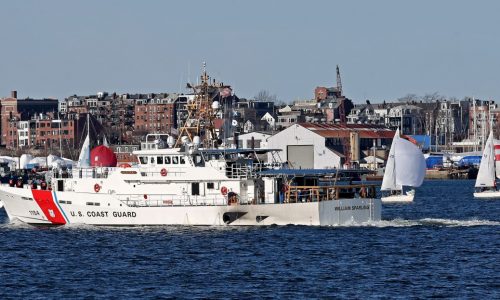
(351, 205, 369, 210)
(71, 211, 84, 217)
(113, 211, 136, 218)
(335, 206, 351, 211)
(87, 211, 109, 217)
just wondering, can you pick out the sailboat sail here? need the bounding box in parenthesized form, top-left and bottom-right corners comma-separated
(475, 132, 495, 188)
(77, 135, 90, 168)
(381, 132, 400, 191)
(381, 128, 426, 191)
(394, 136, 426, 187)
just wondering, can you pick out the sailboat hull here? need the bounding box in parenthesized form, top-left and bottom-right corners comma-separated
(473, 190, 500, 199)
(381, 193, 414, 204)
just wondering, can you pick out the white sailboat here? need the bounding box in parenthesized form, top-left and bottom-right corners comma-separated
(381, 129, 426, 203)
(473, 131, 500, 198)
(76, 114, 91, 168)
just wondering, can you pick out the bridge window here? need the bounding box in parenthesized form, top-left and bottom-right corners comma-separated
(164, 156, 171, 164)
(172, 156, 179, 164)
(157, 156, 164, 164)
(139, 156, 147, 164)
(180, 157, 186, 164)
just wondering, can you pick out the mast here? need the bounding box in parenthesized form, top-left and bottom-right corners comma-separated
(87, 113, 90, 163)
(473, 97, 477, 152)
(174, 63, 229, 148)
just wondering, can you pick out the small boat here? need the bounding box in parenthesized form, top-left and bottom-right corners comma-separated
(381, 129, 426, 204)
(473, 132, 500, 199)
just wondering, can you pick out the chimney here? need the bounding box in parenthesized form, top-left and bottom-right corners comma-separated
(11, 90, 17, 98)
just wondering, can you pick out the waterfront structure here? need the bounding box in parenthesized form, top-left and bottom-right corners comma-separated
(226, 131, 272, 149)
(266, 123, 394, 169)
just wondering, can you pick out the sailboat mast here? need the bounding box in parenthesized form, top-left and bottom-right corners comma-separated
(473, 97, 477, 152)
(87, 113, 90, 164)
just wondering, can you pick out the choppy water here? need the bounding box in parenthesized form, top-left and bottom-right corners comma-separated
(0, 180, 498, 299)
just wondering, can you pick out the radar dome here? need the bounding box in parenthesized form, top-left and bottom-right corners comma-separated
(167, 136, 175, 148)
(90, 145, 117, 167)
(193, 136, 201, 147)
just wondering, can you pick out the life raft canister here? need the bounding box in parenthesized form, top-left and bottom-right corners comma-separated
(221, 186, 228, 196)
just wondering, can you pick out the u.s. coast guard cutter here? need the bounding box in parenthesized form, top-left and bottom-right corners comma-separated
(0, 69, 381, 226)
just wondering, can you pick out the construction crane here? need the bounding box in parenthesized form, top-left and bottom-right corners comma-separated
(336, 65, 351, 167)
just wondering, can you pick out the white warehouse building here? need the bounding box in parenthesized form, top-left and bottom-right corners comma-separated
(267, 123, 394, 169)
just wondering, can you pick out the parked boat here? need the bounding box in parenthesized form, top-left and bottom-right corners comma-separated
(473, 132, 500, 199)
(381, 129, 426, 204)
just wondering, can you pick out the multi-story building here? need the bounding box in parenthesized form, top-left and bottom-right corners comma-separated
(1, 91, 59, 147)
(34, 117, 77, 151)
(233, 99, 275, 132)
(385, 104, 424, 135)
(134, 97, 176, 138)
(61, 92, 173, 144)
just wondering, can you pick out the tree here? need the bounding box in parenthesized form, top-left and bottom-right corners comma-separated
(421, 92, 446, 103)
(397, 93, 420, 103)
(254, 90, 277, 102)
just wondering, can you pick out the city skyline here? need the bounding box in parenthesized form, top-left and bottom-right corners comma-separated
(1, 0, 499, 103)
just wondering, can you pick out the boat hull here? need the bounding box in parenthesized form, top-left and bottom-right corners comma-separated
(381, 193, 414, 204)
(0, 186, 381, 226)
(473, 190, 500, 199)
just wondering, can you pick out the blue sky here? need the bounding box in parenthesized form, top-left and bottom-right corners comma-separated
(0, 0, 499, 103)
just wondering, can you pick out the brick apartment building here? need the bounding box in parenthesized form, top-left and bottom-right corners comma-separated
(134, 97, 176, 137)
(1, 91, 59, 148)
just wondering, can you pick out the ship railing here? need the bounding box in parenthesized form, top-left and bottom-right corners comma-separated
(71, 167, 121, 179)
(138, 167, 185, 178)
(226, 162, 267, 179)
(283, 184, 378, 203)
(117, 193, 251, 207)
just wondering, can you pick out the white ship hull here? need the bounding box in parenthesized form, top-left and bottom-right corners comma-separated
(381, 193, 414, 204)
(473, 190, 500, 199)
(0, 185, 381, 226)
